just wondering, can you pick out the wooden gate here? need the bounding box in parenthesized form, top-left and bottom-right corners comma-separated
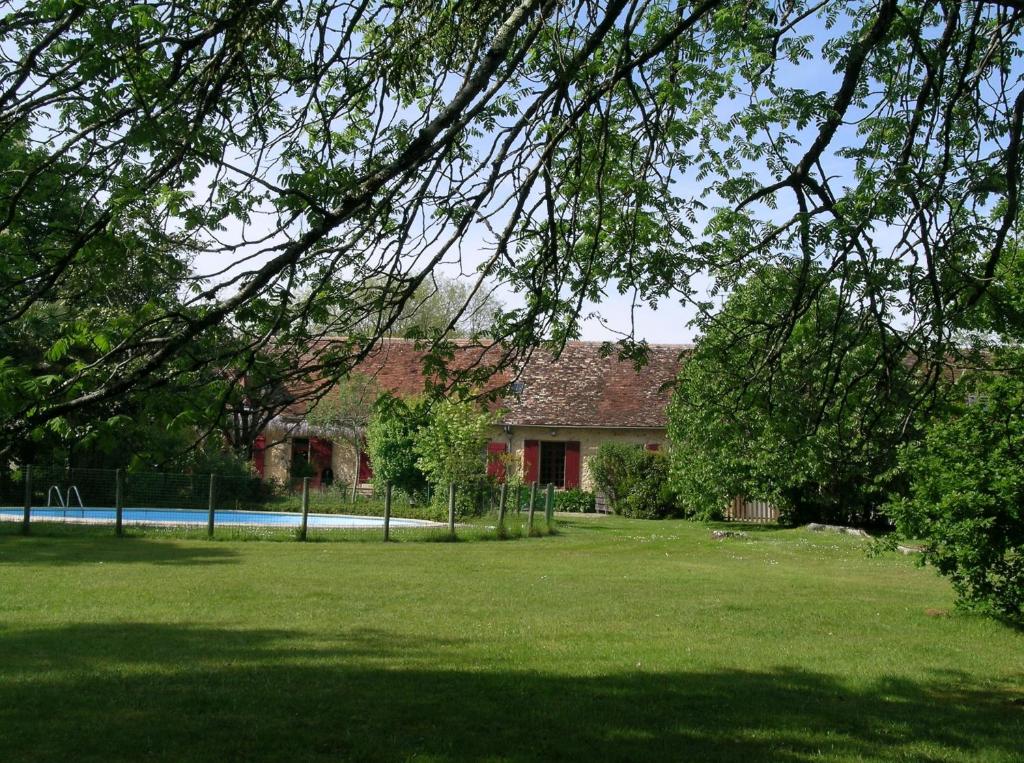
(725, 496, 779, 523)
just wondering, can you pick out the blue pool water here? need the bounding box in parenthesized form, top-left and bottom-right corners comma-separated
(0, 506, 438, 529)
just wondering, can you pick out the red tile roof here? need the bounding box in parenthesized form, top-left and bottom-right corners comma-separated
(277, 338, 510, 416)
(281, 338, 687, 429)
(501, 342, 687, 429)
(344, 338, 511, 399)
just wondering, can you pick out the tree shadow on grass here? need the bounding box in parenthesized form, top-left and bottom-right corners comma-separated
(0, 532, 239, 566)
(555, 519, 625, 533)
(1, 622, 1020, 762)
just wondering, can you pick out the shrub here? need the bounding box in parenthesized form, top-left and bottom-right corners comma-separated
(413, 398, 497, 518)
(496, 450, 523, 490)
(588, 443, 644, 508)
(620, 452, 677, 519)
(190, 445, 261, 479)
(427, 480, 491, 521)
(290, 458, 317, 480)
(365, 394, 430, 498)
(589, 443, 677, 519)
(553, 488, 595, 513)
(885, 363, 1024, 621)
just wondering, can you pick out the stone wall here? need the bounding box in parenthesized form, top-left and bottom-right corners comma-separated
(261, 423, 667, 494)
(490, 425, 666, 492)
(263, 432, 362, 488)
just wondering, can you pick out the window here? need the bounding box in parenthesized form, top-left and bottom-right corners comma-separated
(525, 439, 580, 488)
(539, 441, 566, 487)
(290, 437, 310, 477)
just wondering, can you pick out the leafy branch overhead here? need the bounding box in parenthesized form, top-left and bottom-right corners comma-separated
(2, 0, 1023, 453)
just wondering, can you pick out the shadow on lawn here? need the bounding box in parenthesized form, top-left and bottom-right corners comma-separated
(555, 518, 625, 533)
(0, 531, 239, 566)
(1, 623, 1021, 762)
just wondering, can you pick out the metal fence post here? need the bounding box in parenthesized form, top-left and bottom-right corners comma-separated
(299, 476, 310, 541)
(21, 465, 31, 535)
(383, 482, 392, 542)
(497, 483, 507, 530)
(527, 481, 537, 533)
(207, 473, 216, 538)
(447, 482, 456, 540)
(115, 468, 124, 537)
(545, 483, 554, 526)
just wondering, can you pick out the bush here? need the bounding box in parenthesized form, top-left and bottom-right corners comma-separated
(365, 394, 430, 498)
(412, 397, 497, 518)
(620, 454, 677, 519)
(589, 443, 677, 519)
(290, 459, 317, 480)
(553, 488, 595, 513)
(588, 443, 643, 508)
(885, 363, 1024, 621)
(413, 398, 496, 485)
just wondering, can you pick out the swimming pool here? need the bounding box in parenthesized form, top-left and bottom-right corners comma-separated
(0, 506, 440, 529)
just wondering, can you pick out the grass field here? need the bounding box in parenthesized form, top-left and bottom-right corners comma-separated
(1, 517, 1021, 762)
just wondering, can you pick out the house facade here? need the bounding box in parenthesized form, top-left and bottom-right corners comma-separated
(494, 341, 682, 490)
(253, 339, 686, 493)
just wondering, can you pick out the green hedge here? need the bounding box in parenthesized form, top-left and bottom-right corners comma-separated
(554, 489, 596, 513)
(589, 443, 678, 519)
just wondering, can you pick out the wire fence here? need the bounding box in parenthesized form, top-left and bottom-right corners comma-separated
(0, 466, 559, 542)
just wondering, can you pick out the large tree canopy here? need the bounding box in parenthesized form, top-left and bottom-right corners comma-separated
(3, 0, 1023, 453)
(667, 262, 921, 525)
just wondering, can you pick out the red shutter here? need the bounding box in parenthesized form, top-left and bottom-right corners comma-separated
(358, 448, 373, 482)
(645, 443, 661, 452)
(486, 441, 508, 481)
(564, 441, 581, 489)
(252, 435, 266, 478)
(523, 439, 539, 484)
(310, 437, 334, 488)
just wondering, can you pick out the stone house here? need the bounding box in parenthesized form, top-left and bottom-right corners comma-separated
(253, 339, 686, 493)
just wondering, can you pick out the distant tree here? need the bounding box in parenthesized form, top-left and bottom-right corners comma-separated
(322, 274, 503, 340)
(390, 275, 503, 340)
(667, 264, 921, 525)
(409, 397, 497, 518)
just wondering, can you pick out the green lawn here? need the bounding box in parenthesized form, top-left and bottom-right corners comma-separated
(0, 518, 1021, 762)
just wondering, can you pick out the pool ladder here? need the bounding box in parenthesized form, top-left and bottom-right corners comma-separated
(46, 485, 85, 516)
